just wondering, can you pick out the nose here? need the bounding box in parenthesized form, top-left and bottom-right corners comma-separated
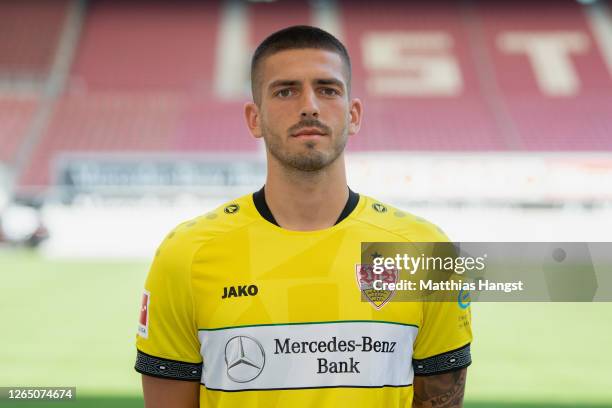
(299, 88, 319, 119)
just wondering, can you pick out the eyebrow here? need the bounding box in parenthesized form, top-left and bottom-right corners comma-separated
(268, 78, 346, 91)
(315, 78, 345, 90)
(268, 80, 300, 89)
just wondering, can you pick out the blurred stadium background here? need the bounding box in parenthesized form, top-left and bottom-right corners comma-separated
(1, 0, 612, 407)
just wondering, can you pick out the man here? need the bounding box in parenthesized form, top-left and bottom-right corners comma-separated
(135, 26, 472, 407)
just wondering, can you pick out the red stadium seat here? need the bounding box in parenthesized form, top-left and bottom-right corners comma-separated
(0, 0, 69, 76)
(0, 96, 39, 163)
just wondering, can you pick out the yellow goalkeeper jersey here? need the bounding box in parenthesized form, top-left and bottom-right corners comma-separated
(135, 188, 472, 407)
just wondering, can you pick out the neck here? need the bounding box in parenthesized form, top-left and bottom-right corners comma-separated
(264, 153, 349, 231)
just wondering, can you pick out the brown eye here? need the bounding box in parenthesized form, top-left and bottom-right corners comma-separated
(276, 89, 294, 98)
(321, 87, 339, 96)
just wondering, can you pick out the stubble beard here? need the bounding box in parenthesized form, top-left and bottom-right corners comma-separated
(263, 124, 348, 173)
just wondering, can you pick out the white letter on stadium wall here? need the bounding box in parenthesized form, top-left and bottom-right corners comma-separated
(498, 32, 589, 97)
(362, 31, 463, 97)
(214, 0, 249, 99)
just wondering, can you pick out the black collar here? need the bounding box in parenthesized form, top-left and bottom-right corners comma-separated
(252, 186, 360, 227)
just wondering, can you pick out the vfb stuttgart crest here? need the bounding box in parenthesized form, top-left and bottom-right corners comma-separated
(356, 264, 398, 309)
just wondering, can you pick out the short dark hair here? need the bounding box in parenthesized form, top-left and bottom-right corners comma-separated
(250, 25, 351, 105)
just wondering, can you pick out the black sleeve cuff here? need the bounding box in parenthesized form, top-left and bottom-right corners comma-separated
(413, 343, 472, 376)
(135, 349, 203, 382)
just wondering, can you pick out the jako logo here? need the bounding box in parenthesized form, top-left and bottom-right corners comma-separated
(222, 285, 259, 299)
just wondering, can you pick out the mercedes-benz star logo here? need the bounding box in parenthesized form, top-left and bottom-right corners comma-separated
(224, 336, 265, 383)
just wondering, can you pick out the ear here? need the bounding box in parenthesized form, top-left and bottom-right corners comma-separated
(244, 102, 263, 138)
(348, 98, 363, 136)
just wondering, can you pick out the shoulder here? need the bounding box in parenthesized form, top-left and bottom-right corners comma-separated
(154, 193, 259, 262)
(353, 195, 450, 242)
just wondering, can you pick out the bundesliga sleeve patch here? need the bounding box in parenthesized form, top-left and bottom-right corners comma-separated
(138, 290, 150, 338)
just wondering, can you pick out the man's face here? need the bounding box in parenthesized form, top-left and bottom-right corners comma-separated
(246, 48, 361, 172)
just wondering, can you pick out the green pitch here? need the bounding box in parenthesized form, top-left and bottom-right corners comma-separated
(1, 249, 611, 407)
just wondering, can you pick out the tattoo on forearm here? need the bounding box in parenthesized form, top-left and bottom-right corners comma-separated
(413, 368, 467, 408)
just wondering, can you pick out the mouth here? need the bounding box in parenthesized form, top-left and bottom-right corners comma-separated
(292, 127, 327, 138)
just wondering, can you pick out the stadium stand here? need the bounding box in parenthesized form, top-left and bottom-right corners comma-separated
(0, 0, 60, 236)
(0, 1, 68, 167)
(0, 96, 39, 163)
(1, 0, 610, 192)
(340, 0, 507, 151)
(0, 0, 69, 77)
(250, 0, 312, 46)
(69, 1, 220, 92)
(20, 96, 255, 186)
(478, 0, 612, 150)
